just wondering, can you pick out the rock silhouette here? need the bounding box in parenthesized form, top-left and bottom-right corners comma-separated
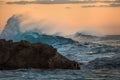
(0, 39, 80, 70)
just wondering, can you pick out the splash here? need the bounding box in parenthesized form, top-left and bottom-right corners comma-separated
(0, 15, 22, 40)
(0, 15, 75, 46)
(74, 30, 104, 37)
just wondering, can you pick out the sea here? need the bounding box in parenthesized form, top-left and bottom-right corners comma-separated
(0, 31, 120, 80)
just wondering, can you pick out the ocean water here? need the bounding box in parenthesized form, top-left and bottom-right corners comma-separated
(0, 8, 120, 80)
(0, 22, 120, 80)
(0, 39, 119, 80)
(0, 69, 120, 80)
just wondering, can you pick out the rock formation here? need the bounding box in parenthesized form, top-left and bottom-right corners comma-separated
(0, 39, 80, 70)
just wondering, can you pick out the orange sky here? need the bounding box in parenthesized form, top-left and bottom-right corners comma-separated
(0, 0, 120, 35)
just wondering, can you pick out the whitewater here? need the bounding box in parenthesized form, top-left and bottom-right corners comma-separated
(0, 15, 120, 80)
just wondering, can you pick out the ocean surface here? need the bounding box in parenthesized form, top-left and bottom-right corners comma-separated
(0, 20, 120, 80)
(0, 34, 120, 80)
(0, 69, 120, 80)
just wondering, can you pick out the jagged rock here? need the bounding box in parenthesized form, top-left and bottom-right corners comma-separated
(0, 39, 80, 70)
(85, 55, 120, 69)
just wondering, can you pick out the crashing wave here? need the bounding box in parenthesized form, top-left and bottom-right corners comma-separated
(14, 31, 75, 46)
(1, 15, 119, 65)
(0, 15, 22, 40)
(0, 15, 76, 46)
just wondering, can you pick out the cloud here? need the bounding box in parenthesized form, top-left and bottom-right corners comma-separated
(81, 5, 97, 8)
(81, 5, 110, 8)
(6, 0, 120, 5)
(5, 0, 120, 8)
(99, 0, 120, 3)
(81, 3, 120, 8)
(6, 0, 99, 5)
(0, 1, 4, 4)
(80, 0, 120, 8)
(109, 3, 120, 7)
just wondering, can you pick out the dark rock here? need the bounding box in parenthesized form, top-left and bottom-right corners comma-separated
(85, 55, 120, 69)
(0, 39, 80, 70)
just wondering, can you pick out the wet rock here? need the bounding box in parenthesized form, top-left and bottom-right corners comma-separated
(0, 39, 80, 70)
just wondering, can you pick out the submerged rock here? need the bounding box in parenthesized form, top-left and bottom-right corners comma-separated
(0, 39, 80, 70)
(85, 55, 120, 69)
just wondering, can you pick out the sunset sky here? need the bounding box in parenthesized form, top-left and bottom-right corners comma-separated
(0, 0, 120, 35)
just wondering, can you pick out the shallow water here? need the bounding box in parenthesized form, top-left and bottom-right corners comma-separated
(0, 69, 120, 80)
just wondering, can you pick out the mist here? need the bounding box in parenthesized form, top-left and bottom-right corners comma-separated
(1, 14, 119, 42)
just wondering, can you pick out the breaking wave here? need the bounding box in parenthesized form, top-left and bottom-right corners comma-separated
(0, 15, 76, 46)
(0, 15, 120, 64)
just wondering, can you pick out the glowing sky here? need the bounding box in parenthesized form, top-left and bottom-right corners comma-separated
(0, 0, 120, 35)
